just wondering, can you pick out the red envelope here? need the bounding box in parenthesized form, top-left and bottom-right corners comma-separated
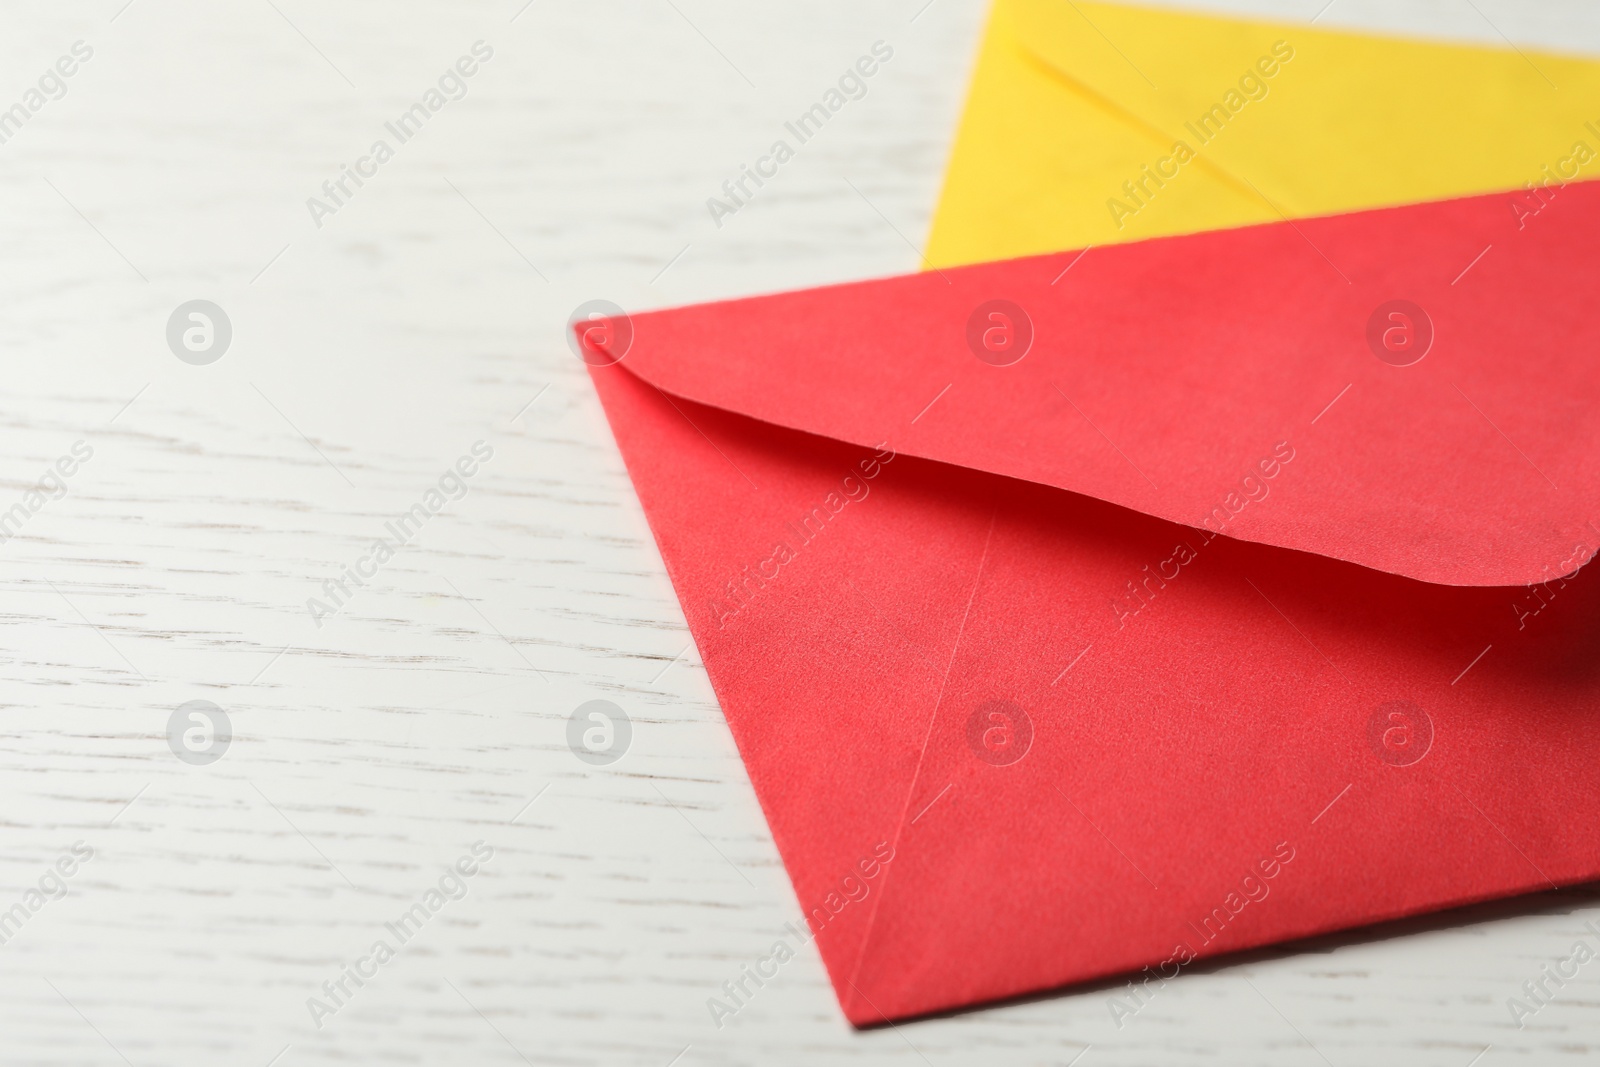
(584, 181, 1600, 1025)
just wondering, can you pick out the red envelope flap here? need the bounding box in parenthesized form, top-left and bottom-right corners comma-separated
(608, 181, 1600, 587)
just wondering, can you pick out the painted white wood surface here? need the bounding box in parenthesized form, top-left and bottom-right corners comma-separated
(1, 1, 1597, 1064)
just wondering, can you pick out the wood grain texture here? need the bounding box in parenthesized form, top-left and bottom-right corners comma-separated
(0, 0, 1596, 1063)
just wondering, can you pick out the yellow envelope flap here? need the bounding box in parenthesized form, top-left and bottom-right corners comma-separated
(927, 0, 1600, 267)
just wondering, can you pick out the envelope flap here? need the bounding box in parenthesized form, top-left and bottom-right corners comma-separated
(1008, 0, 1600, 215)
(926, 0, 1600, 266)
(609, 182, 1600, 588)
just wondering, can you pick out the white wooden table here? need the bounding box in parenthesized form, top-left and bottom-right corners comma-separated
(2, 1, 1598, 1063)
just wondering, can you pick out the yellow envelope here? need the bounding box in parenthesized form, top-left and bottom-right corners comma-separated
(927, 0, 1600, 267)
